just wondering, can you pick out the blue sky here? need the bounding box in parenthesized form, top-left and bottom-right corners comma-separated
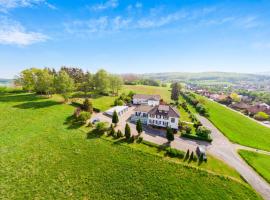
(1, 0, 270, 78)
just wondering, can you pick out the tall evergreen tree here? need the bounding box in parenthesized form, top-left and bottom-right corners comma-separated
(125, 123, 131, 140)
(112, 110, 119, 126)
(83, 98, 93, 113)
(171, 82, 182, 102)
(136, 119, 143, 136)
(166, 127, 174, 144)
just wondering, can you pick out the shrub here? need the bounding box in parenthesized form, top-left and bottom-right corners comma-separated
(112, 110, 119, 126)
(193, 121, 202, 129)
(114, 98, 124, 106)
(189, 151, 194, 161)
(183, 125, 192, 134)
(76, 111, 91, 124)
(117, 130, 123, 138)
(141, 140, 161, 148)
(165, 147, 185, 158)
(109, 124, 115, 136)
(185, 149, 190, 160)
(82, 98, 93, 113)
(93, 107, 101, 113)
(196, 126, 211, 139)
(137, 136, 143, 143)
(129, 135, 135, 143)
(125, 123, 131, 140)
(254, 112, 269, 121)
(136, 119, 143, 136)
(196, 103, 208, 116)
(166, 127, 174, 142)
(95, 122, 109, 134)
(74, 107, 81, 118)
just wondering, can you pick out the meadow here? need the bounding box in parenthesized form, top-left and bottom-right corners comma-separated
(201, 97, 270, 151)
(0, 92, 261, 199)
(239, 150, 270, 184)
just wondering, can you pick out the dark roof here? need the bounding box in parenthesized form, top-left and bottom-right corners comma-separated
(148, 105, 180, 118)
(135, 105, 155, 113)
(133, 94, 161, 101)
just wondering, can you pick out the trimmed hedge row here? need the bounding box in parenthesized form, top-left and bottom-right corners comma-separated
(181, 133, 212, 142)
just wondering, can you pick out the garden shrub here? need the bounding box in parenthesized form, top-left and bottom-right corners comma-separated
(116, 130, 123, 138)
(137, 136, 143, 143)
(165, 147, 185, 159)
(196, 126, 211, 139)
(76, 111, 91, 124)
(254, 112, 269, 121)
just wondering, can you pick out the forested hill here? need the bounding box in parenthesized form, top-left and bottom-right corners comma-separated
(141, 72, 270, 83)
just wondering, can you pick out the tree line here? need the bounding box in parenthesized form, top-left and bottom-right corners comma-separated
(16, 67, 123, 101)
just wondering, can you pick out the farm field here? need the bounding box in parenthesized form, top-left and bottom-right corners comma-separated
(0, 92, 261, 199)
(200, 97, 270, 151)
(239, 150, 270, 184)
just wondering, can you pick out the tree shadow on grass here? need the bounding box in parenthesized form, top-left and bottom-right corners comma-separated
(86, 129, 104, 140)
(0, 93, 45, 103)
(64, 115, 84, 130)
(112, 138, 128, 145)
(13, 100, 60, 109)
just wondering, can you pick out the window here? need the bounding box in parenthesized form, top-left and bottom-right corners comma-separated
(171, 118, 175, 123)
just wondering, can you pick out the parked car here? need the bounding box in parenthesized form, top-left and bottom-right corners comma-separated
(91, 118, 100, 124)
(196, 145, 207, 161)
(263, 121, 270, 125)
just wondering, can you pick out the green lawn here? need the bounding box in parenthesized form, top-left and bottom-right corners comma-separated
(239, 150, 270, 184)
(0, 92, 262, 199)
(201, 97, 270, 151)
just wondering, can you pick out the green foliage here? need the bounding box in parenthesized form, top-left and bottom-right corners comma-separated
(109, 124, 116, 136)
(76, 111, 91, 124)
(171, 82, 182, 101)
(182, 125, 192, 134)
(189, 152, 194, 161)
(196, 126, 211, 139)
(166, 127, 174, 142)
(109, 75, 123, 95)
(125, 123, 131, 140)
(117, 130, 123, 138)
(136, 119, 143, 135)
(165, 147, 185, 159)
(94, 122, 109, 134)
(54, 70, 75, 101)
(254, 112, 269, 121)
(93, 69, 110, 94)
(196, 103, 208, 116)
(114, 98, 124, 106)
(83, 98, 93, 113)
(185, 150, 190, 160)
(137, 136, 143, 143)
(112, 110, 119, 125)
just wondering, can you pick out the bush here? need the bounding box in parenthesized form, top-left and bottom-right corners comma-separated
(185, 149, 190, 160)
(182, 125, 192, 134)
(95, 122, 109, 134)
(196, 103, 208, 116)
(93, 107, 101, 113)
(137, 136, 143, 143)
(82, 98, 93, 113)
(141, 140, 161, 148)
(193, 121, 202, 129)
(109, 124, 115, 136)
(165, 147, 185, 158)
(181, 133, 213, 142)
(76, 111, 91, 124)
(117, 130, 123, 138)
(129, 135, 136, 143)
(125, 123, 131, 140)
(114, 98, 124, 106)
(254, 112, 269, 121)
(196, 126, 211, 139)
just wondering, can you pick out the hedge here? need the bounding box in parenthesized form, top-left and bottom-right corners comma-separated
(181, 133, 212, 142)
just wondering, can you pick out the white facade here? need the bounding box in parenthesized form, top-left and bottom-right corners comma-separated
(105, 106, 128, 117)
(148, 115, 178, 129)
(133, 98, 159, 106)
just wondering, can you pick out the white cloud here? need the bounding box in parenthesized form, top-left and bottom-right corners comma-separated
(0, 0, 56, 12)
(90, 0, 118, 11)
(0, 17, 48, 45)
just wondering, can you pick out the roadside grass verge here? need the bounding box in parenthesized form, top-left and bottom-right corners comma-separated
(202, 97, 270, 151)
(0, 92, 262, 199)
(239, 150, 270, 184)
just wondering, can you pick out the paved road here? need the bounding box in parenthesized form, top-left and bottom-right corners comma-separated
(91, 108, 270, 199)
(197, 115, 270, 200)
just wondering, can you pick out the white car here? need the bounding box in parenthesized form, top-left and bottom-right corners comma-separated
(91, 118, 100, 124)
(263, 121, 270, 125)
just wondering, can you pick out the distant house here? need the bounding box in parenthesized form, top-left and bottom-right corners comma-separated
(247, 103, 270, 115)
(131, 104, 180, 130)
(230, 102, 250, 110)
(105, 106, 129, 117)
(133, 94, 161, 106)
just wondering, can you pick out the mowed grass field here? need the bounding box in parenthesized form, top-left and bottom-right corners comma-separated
(201, 97, 270, 151)
(0, 92, 262, 199)
(122, 85, 172, 103)
(239, 150, 270, 184)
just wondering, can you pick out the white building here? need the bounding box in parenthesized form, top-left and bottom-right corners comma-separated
(105, 106, 128, 117)
(132, 104, 180, 130)
(133, 94, 161, 106)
